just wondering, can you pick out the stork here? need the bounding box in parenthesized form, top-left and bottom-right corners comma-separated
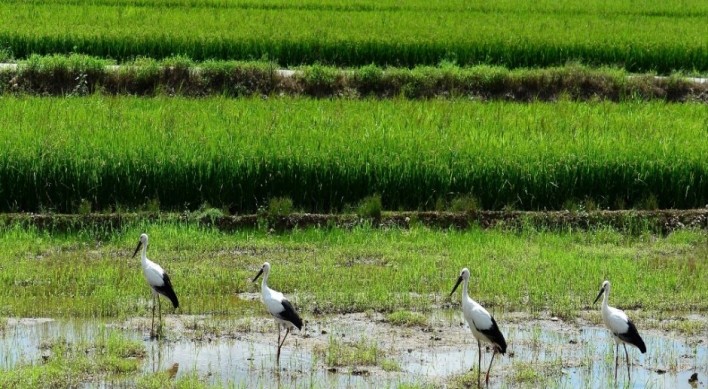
(594, 280, 646, 381)
(133, 233, 179, 338)
(450, 268, 507, 387)
(253, 262, 303, 364)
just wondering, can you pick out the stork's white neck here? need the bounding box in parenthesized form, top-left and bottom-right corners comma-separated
(602, 285, 611, 313)
(462, 276, 469, 301)
(260, 267, 271, 291)
(141, 242, 148, 266)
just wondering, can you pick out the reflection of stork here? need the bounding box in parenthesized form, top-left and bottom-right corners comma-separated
(253, 262, 303, 364)
(594, 280, 646, 381)
(133, 233, 179, 338)
(450, 268, 507, 388)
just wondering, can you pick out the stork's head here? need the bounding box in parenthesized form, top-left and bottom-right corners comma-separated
(132, 233, 149, 258)
(253, 262, 271, 282)
(593, 280, 610, 304)
(450, 268, 470, 296)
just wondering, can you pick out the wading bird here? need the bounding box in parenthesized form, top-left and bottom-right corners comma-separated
(594, 280, 646, 381)
(253, 262, 303, 364)
(450, 268, 507, 388)
(133, 233, 179, 338)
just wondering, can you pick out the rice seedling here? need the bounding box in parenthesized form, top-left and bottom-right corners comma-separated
(0, 331, 145, 388)
(319, 336, 384, 367)
(386, 311, 428, 327)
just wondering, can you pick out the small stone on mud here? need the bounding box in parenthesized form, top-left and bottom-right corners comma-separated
(689, 373, 698, 383)
(551, 317, 559, 321)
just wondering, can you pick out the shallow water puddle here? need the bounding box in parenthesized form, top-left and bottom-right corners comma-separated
(403, 311, 707, 388)
(0, 318, 415, 388)
(1, 314, 706, 388)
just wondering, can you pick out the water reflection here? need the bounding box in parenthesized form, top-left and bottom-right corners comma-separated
(1, 314, 706, 389)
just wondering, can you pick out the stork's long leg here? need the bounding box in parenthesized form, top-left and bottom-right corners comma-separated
(279, 328, 291, 349)
(158, 295, 163, 331)
(477, 340, 482, 388)
(485, 348, 497, 387)
(276, 324, 282, 364)
(614, 344, 619, 383)
(151, 295, 156, 337)
(623, 344, 631, 381)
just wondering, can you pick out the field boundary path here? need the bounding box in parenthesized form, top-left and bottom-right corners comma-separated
(2, 62, 707, 101)
(3, 209, 707, 234)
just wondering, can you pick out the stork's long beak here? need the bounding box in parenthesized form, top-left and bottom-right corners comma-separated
(593, 288, 604, 304)
(450, 275, 463, 296)
(252, 268, 264, 282)
(132, 241, 142, 258)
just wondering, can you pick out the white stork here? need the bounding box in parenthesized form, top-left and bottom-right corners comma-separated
(594, 280, 646, 381)
(132, 233, 179, 338)
(450, 268, 507, 388)
(253, 262, 303, 364)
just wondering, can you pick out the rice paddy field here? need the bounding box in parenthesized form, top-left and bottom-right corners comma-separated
(2, 0, 708, 388)
(2, 0, 708, 72)
(1, 97, 708, 214)
(1, 222, 707, 388)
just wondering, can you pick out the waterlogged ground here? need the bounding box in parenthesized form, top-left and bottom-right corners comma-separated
(2, 224, 708, 387)
(2, 310, 706, 389)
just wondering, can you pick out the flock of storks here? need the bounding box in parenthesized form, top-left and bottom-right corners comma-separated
(133, 233, 646, 387)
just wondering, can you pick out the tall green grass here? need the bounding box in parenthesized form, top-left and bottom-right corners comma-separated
(2, 0, 708, 72)
(1, 97, 708, 213)
(0, 222, 706, 318)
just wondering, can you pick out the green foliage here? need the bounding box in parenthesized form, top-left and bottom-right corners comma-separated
(2, 0, 708, 72)
(320, 336, 384, 367)
(0, 222, 707, 319)
(386, 310, 428, 327)
(1, 97, 707, 213)
(450, 195, 479, 213)
(357, 195, 383, 220)
(0, 331, 144, 388)
(381, 359, 401, 372)
(2, 56, 706, 100)
(268, 197, 294, 217)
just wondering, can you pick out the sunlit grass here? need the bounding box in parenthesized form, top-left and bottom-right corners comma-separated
(0, 331, 144, 388)
(387, 310, 428, 327)
(0, 221, 706, 321)
(318, 336, 384, 367)
(2, 97, 708, 213)
(2, 0, 708, 72)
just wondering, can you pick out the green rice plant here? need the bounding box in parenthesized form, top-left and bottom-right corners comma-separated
(268, 197, 294, 217)
(2, 0, 708, 72)
(357, 195, 383, 220)
(2, 97, 708, 214)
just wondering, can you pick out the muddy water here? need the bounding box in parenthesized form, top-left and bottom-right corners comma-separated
(1, 312, 706, 389)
